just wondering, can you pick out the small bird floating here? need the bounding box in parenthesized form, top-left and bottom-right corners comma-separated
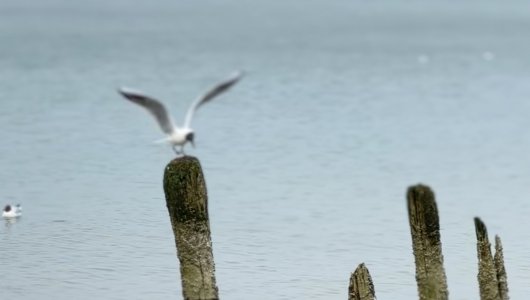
(2, 204, 22, 218)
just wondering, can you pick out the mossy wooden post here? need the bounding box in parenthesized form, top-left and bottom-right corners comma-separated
(494, 235, 509, 300)
(407, 184, 448, 300)
(163, 156, 218, 300)
(474, 217, 501, 300)
(348, 263, 376, 300)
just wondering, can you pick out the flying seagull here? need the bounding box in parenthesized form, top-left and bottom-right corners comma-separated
(118, 71, 243, 155)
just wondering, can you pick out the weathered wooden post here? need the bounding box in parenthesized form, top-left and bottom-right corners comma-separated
(474, 217, 499, 300)
(348, 263, 376, 300)
(407, 184, 449, 300)
(475, 217, 509, 300)
(163, 156, 218, 300)
(494, 235, 509, 300)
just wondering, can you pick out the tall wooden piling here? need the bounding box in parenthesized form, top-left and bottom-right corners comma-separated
(407, 184, 448, 300)
(475, 217, 502, 300)
(348, 263, 376, 300)
(494, 235, 509, 300)
(163, 156, 218, 300)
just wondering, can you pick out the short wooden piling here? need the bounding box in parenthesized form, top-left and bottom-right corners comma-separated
(475, 217, 501, 300)
(407, 184, 448, 300)
(163, 156, 218, 300)
(348, 263, 376, 300)
(494, 235, 509, 300)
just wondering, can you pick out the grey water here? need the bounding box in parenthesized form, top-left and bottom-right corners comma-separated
(1, 0, 530, 299)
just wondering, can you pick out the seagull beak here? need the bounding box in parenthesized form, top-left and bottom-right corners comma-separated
(190, 140, 195, 148)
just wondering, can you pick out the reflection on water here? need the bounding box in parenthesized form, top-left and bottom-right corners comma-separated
(1, 1, 530, 300)
(4, 217, 21, 228)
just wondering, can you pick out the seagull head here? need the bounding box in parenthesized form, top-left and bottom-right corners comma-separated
(185, 132, 195, 148)
(4, 205, 11, 212)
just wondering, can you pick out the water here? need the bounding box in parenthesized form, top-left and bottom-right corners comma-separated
(1, 1, 530, 299)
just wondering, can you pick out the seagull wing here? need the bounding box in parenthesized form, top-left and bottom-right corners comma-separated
(183, 71, 243, 128)
(118, 87, 176, 134)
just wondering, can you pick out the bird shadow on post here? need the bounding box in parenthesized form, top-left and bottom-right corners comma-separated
(163, 156, 219, 300)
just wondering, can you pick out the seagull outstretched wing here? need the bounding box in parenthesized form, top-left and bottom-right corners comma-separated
(118, 87, 176, 134)
(183, 71, 243, 128)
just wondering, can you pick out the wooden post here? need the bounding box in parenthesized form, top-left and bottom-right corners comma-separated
(475, 217, 501, 300)
(348, 263, 376, 300)
(407, 184, 448, 300)
(494, 235, 509, 300)
(163, 156, 218, 300)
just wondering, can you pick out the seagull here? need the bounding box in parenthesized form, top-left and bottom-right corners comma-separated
(118, 71, 243, 155)
(2, 204, 22, 218)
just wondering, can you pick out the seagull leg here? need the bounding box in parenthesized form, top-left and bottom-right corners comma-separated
(172, 145, 187, 157)
(172, 145, 182, 155)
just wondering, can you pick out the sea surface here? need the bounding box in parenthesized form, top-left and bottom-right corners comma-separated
(1, 1, 530, 299)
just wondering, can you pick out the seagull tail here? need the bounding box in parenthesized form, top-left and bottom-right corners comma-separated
(152, 137, 170, 144)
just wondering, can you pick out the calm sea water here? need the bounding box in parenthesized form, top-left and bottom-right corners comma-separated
(1, 1, 530, 299)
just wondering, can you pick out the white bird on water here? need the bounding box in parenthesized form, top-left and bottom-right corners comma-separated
(118, 71, 243, 155)
(2, 204, 22, 218)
